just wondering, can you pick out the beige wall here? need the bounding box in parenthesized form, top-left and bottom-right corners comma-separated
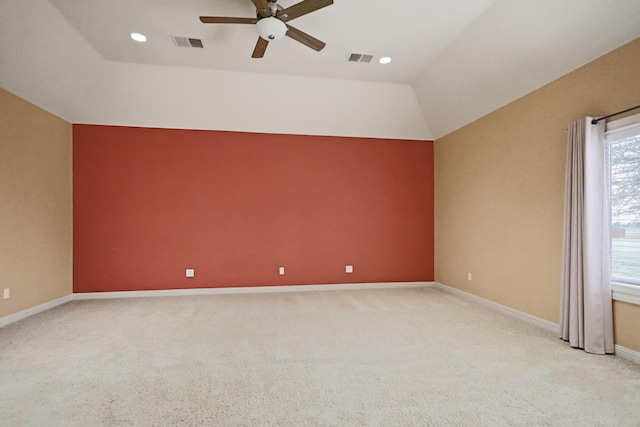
(435, 38, 640, 351)
(614, 301, 640, 351)
(0, 87, 72, 318)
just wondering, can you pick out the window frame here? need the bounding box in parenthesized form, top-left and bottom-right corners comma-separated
(605, 112, 640, 305)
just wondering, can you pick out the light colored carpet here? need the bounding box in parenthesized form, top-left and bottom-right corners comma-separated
(1, 287, 639, 426)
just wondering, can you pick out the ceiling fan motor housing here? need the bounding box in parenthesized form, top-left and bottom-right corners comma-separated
(257, 1, 283, 19)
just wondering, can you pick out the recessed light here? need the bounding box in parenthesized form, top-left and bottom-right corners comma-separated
(379, 57, 392, 64)
(130, 33, 147, 43)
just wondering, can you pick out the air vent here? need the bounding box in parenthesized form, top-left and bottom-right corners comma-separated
(347, 53, 373, 63)
(172, 36, 204, 48)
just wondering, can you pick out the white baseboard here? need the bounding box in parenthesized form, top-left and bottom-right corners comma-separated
(4, 282, 639, 366)
(615, 345, 640, 365)
(435, 282, 560, 334)
(0, 294, 74, 328)
(434, 283, 640, 366)
(73, 281, 436, 300)
(2, 282, 435, 327)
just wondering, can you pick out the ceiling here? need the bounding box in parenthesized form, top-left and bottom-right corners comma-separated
(3, 0, 640, 139)
(48, 0, 497, 84)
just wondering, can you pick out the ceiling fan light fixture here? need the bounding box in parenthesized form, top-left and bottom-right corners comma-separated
(256, 17, 287, 41)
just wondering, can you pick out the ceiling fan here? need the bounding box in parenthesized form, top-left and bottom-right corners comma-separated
(200, 0, 333, 58)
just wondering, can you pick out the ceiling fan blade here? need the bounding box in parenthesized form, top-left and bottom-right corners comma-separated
(252, 37, 269, 58)
(277, 0, 333, 22)
(285, 25, 326, 51)
(251, 0, 272, 18)
(200, 16, 258, 24)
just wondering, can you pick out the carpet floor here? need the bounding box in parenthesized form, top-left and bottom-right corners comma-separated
(1, 287, 639, 426)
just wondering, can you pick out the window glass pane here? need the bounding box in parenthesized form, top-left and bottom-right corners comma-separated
(607, 129, 640, 284)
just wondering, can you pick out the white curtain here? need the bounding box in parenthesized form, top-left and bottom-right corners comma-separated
(560, 117, 614, 354)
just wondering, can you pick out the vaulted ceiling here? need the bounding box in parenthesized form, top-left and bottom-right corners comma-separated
(2, 0, 640, 139)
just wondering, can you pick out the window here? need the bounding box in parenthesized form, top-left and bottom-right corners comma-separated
(606, 113, 640, 288)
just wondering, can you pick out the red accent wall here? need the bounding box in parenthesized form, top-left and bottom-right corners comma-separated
(73, 125, 434, 292)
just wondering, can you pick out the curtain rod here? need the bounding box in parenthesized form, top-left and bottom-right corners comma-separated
(591, 105, 640, 125)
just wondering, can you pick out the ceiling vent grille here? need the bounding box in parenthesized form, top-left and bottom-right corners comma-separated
(172, 36, 204, 48)
(347, 53, 373, 63)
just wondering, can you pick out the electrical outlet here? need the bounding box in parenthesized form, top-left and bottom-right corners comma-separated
(3, 288, 9, 299)
(346, 265, 353, 273)
(185, 269, 195, 278)
(279, 267, 285, 275)
(468, 272, 472, 281)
